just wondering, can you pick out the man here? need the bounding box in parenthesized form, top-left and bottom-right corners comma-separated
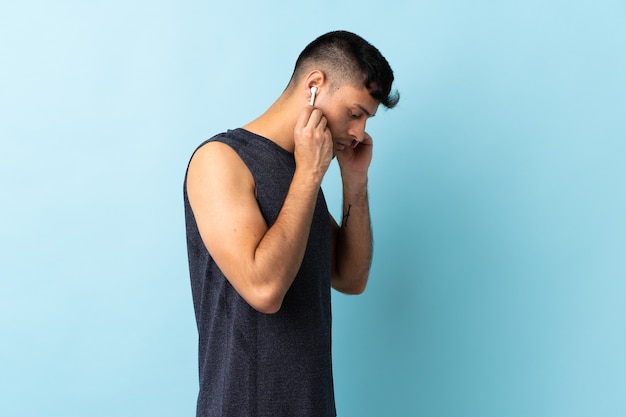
(184, 30, 399, 416)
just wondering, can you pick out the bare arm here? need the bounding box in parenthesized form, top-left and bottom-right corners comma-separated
(330, 133, 374, 294)
(186, 107, 333, 314)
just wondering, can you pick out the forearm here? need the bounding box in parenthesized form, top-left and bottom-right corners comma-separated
(250, 170, 321, 304)
(333, 177, 373, 294)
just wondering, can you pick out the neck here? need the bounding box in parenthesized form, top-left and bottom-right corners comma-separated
(242, 92, 302, 153)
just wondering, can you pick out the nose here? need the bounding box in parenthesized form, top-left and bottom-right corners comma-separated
(348, 120, 367, 145)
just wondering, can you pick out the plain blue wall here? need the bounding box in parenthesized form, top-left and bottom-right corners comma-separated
(1, 1, 625, 416)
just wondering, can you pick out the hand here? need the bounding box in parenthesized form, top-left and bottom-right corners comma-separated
(293, 106, 334, 183)
(335, 132, 373, 180)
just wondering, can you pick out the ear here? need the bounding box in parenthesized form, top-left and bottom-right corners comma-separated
(304, 70, 325, 102)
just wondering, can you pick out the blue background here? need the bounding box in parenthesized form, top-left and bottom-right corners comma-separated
(1, 1, 625, 416)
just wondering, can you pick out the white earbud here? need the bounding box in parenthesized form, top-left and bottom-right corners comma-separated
(309, 86, 318, 106)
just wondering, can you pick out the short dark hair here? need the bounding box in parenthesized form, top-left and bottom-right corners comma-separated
(290, 31, 399, 109)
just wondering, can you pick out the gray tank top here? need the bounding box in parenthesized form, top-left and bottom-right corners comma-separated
(184, 128, 335, 416)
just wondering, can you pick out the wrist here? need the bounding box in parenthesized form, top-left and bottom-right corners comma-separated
(342, 176, 368, 198)
(293, 168, 324, 192)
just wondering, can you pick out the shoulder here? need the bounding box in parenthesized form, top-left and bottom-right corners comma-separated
(192, 139, 239, 166)
(187, 138, 255, 199)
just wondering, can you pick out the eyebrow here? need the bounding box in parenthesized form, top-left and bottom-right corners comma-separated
(357, 104, 376, 118)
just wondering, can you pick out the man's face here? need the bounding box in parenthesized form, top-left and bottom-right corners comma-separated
(317, 84, 379, 152)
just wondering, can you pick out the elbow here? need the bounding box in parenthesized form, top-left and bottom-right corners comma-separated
(229, 267, 293, 314)
(253, 300, 283, 315)
(333, 273, 369, 295)
(344, 281, 367, 295)
(354, 283, 367, 295)
(246, 284, 286, 314)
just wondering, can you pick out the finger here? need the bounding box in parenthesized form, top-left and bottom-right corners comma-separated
(354, 133, 373, 148)
(305, 108, 324, 129)
(317, 115, 328, 132)
(324, 127, 332, 143)
(295, 106, 315, 130)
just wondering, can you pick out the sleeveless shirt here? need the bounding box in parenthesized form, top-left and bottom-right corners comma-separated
(183, 128, 336, 417)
